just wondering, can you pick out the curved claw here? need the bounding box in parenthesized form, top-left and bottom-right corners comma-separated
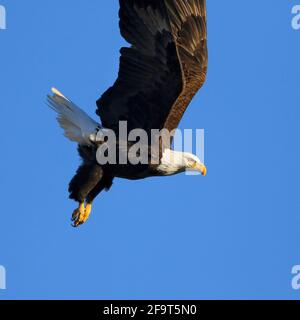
(71, 203, 92, 227)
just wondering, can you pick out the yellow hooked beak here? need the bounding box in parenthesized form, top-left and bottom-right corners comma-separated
(195, 163, 207, 176)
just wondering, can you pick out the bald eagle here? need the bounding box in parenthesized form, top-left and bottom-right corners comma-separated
(47, 0, 208, 227)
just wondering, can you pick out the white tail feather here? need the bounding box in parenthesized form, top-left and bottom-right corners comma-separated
(47, 88, 100, 145)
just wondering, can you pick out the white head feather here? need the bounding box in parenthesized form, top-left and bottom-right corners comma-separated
(157, 149, 206, 176)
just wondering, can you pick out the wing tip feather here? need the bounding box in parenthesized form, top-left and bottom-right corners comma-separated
(51, 87, 69, 100)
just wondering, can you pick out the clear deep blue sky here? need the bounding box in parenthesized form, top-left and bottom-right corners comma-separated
(0, 1, 300, 300)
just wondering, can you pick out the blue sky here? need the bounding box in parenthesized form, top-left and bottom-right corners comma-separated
(0, 0, 300, 299)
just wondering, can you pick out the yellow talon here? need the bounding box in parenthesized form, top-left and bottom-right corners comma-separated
(85, 203, 92, 219)
(72, 202, 92, 227)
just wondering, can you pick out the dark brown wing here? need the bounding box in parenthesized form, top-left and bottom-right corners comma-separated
(97, 0, 182, 134)
(96, 0, 207, 135)
(163, 0, 207, 132)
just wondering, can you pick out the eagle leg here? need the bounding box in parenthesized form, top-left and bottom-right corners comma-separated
(68, 145, 114, 227)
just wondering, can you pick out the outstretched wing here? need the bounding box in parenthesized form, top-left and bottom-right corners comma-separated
(96, 0, 207, 135)
(163, 0, 207, 132)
